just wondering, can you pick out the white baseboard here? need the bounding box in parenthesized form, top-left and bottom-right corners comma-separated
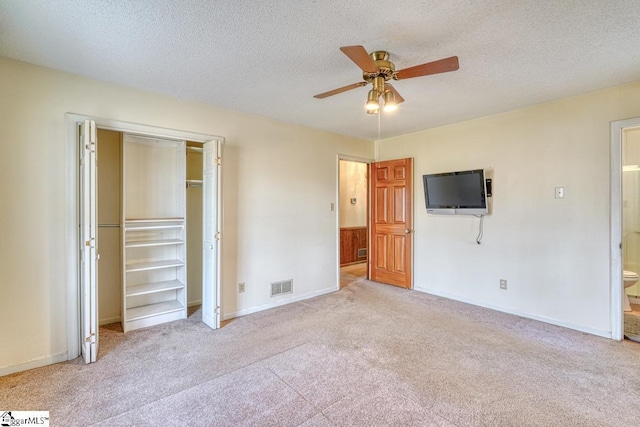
(0, 352, 68, 377)
(223, 287, 337, 320)
(188, 300, 202, 307)
(414, 285, 612, 339)
(99, 316, 121, 326)
(628, 296, 640, 305)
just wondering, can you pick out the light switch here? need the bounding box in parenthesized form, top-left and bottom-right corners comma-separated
(555, 187, 565, 199)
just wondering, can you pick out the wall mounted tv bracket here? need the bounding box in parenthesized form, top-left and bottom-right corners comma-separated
(486, 179, 492, 197)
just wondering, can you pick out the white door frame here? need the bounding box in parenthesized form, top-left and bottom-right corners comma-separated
(336, 154, 374, 288)
(66, 113, 224, 360)
(610, 117, 640, 341)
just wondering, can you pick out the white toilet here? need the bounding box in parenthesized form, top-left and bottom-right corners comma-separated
(623, 270, 639, 312)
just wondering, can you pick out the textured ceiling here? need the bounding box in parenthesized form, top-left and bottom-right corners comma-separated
(2, 0, 640, 140)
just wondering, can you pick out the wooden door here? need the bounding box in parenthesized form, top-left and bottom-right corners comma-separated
(369, 158, 413, 288)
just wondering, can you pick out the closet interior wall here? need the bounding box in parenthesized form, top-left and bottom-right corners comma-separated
(186, 142, 203, 306)
(97, 129, 122, 325)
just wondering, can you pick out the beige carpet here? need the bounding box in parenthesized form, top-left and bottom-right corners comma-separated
(2, 277, 640, 426)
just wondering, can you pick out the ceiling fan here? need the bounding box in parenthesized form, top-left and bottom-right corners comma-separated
(314, 45, 459, 114)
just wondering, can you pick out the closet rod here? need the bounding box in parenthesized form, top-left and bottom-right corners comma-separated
(98, 224, 121, 228)
(187, 146, 203, 153)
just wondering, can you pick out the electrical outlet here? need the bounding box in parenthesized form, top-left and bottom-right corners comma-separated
(238, 282, 245, 293)
(500, 279, 507, 290)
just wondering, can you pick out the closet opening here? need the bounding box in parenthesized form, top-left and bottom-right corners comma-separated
(69, 115, 222, 364)
(97, 133, 203, 344)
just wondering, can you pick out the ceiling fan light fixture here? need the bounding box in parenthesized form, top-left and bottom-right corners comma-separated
(313, 46, 459, 116)
(365, 89, 380, 111)
(383, 91, 397, 112)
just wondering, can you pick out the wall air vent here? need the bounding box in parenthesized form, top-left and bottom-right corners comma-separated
(271, 279, 293, 297)
(357, 248, 367, 258)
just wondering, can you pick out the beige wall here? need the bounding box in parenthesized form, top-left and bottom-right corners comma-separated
(376, 81, 640, 336)
(0, 58, 372, 374)
(339, 160, 368, 228)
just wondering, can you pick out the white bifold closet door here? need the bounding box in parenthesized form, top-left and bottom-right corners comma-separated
(202, 139, 221, 329)
(79, 119, 98, 363)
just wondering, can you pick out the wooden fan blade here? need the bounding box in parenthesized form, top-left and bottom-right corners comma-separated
(313, 82, 367, 99)
(386, 84, 405, 104)
(340, 45, 378, 73)
(395, 56, 459, 80)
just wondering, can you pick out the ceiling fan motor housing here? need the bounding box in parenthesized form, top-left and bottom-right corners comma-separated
(363, 51, 395, 93)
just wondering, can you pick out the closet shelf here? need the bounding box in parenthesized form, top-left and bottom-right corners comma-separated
(126, 239, 184, 248)
(126, 280, 185, 297)
(126, 300, 185, 322)
(126, 218, 185, 222)
(126, 259, 184, 272)
(125, 218, 185, 231)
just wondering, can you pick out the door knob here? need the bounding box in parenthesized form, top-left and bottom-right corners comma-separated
(405, 229, 412, 234)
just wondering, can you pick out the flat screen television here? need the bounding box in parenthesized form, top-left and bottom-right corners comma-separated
(423, 169, 488, 215)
